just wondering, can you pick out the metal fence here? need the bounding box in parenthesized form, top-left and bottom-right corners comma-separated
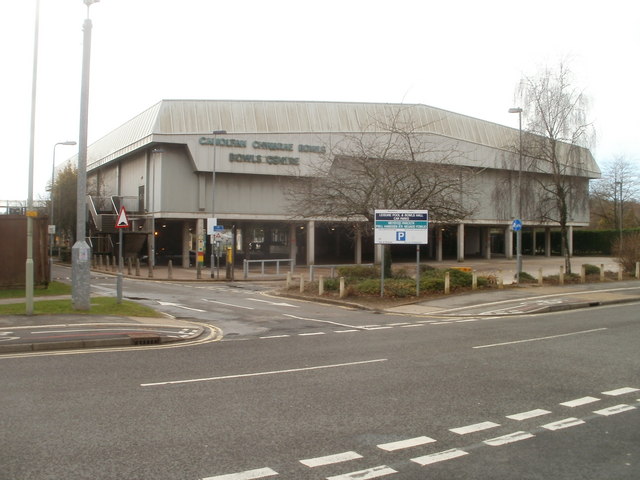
(243, 258, 295, 279)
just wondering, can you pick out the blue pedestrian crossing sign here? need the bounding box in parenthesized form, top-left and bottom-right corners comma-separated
(512, 219, 523, 231)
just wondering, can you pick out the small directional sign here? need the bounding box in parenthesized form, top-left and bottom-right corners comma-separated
(115, 206, 129, 228)
(511, 219, 522, 231)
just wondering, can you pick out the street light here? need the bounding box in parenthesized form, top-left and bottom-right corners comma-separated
(210, 129, 227, 279)
(49, 141, 76, 282)
(72, 0, 99, 310)
(509, 107, 523, 284)
(25, 0, 41, 315)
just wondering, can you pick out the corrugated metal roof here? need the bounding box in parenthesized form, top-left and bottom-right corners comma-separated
(84, 99, 599, 176)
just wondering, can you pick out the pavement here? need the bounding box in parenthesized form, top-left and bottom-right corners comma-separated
(1, 255, 639, 355)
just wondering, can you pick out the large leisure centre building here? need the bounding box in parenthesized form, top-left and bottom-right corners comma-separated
(76, 100, 600, 268)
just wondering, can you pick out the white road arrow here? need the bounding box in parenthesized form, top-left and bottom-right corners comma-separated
(157, 301, 206, 312)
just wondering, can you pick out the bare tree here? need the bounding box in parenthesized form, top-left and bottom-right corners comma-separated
(517, 62, 595, 274)
(590, 155, 640, 229)
(286, 107, 477, 233)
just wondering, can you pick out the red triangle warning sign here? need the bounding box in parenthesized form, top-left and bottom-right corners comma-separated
(115, 206, 129, 228)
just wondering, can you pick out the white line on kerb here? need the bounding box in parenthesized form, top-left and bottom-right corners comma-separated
(473, 328, 607, 349)
(141, 358, 387, 387)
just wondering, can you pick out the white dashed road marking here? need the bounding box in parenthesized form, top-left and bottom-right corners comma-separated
(411, 448, 469, 466)
(202, 467, 278, 480)
(483, 431, 535, 446)
(560, 396, 600, 407)
(594, 404, 636, 416)
(326, 465, 397, 480)
(450, 421, 500, 435)
(602, 387, 639, 396)
(299, 451, 362, 467)
(541, 418, 586, 431)
(377, 436, 436, 452)
(506, 409, 552, 421)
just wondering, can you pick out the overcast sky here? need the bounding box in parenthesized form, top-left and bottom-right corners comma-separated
(2, 0, 639, 202)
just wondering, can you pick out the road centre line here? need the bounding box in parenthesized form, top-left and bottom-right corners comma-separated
(473, 328, 607, 349)
(283, 314, 362, 330)
(450, 421, 500, 435)
(202, 467, 278, 480)
(411, 448, 469, 466)
(202, 299, 255, 310)
(506, 409, 552, 421)
(299, 451, 362, 467)
(541, 417, 586, 431)
(594, 404, 636, 416)
(602, 387, 639, 396)
(327, 465, 397, 480)
(377, 436, 436, 451)
(560, 396, 600, 407)
(483, 431, 535, 446)
(140, 358, 387, 387)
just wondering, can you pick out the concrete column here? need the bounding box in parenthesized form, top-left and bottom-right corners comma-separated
(483, 227, 491, 260)
(505, 226, 513, 260)
(457, 223, 465, 262)
(531, 227, 537, 255)
(545, 227, 551, 257)
(289, 224, 297, 264)
(568, 225, 574, 257)
(436, 227, 443, 262)
(354, 228, 362, 264)
(182, 221, 191, 268)
(148, 217, 156, 267)
(306, 220, 315, 266)
(374, 244, 384, 264)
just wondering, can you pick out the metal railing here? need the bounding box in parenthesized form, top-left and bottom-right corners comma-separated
(243, 258, 295, 279)
(309, 263, 374, 281)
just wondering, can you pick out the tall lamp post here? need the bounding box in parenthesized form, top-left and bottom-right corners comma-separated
(72, 0, 99, 310)
(25, 0, 41, 315)
(210, 130, 227, 279)
(49, 140, 77, 282)
(509, 107, 523, 284)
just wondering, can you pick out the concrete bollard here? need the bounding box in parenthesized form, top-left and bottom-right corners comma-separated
(299, 275, 304, 293)
(498, 269, 503, 289)
(148, 262, 154, 278)
(580, 265, 586, 283)
(444, 271, 450, 294)
(339, 277, 346, 299)
(127, 257, 132, 275)
(112, 256, 117, 272)
(472, 270, 477, 290)
(98, 255, 103, 270)
(618, 265, 623, 281)
(319, 275, 324, 295)
(538, 267, 543, 286)
(286, 271, 292, 289)
(105, 255, 110, 271)
(135, 258, 141, 277)
(600, 264, 605, 282)
(636, 262, 640, 280)
(168, 260, 173, 279)
(559, 266, 564, 285)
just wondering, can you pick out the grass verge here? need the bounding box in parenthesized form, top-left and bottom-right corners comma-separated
(0, 296, 160, 317)
(0, 282, 72, 299)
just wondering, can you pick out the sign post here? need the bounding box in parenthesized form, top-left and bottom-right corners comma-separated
(512, 219, 523, 284)
(374, 210, 429, 297)
(115, 206, 129, 303)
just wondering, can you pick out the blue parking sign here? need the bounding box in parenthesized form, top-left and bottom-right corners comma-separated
(396, 231, 407, 241)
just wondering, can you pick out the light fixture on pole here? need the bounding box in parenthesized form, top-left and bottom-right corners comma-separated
(210, 130, 227, 279)
(49, 140, 76, 282)
(508, 107, 523, 284)
(72, 0, 99, 310)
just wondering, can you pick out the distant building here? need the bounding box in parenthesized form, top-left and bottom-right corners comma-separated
(71, 100, 600, 267)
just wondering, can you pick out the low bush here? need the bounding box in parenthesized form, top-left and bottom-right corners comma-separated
(337, 265, 379, 282)
(582, 264, 601, 275)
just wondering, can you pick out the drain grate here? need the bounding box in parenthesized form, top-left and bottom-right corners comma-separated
(128, 333, 161, 345)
